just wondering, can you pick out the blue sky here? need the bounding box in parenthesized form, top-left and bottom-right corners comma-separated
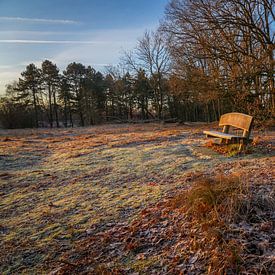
(0, 0, 169, 94)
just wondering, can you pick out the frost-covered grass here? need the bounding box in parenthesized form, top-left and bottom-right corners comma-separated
(1, 123, 270, 273)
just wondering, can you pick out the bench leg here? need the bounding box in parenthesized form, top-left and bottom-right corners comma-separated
(238, 139, 246, 151)
(220, 138, 227, 145)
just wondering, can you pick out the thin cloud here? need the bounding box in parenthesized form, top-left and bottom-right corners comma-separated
(0, 16, 79, 24)
(0, 39, 107, 44)
(0, 26, 156, 37)
(0, 30, 79, 36)
(0, 65, 14, 69)
(0, 39, 134, 45)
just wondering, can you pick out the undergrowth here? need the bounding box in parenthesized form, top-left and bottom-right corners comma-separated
(204, 134, 274, 157)
(205, 140, 253, 156)
(185, 176, 247, 221)
(168, 175, 274, 274)
(186, 176, 247, 273)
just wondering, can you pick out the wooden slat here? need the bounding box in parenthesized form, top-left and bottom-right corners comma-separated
(219, 112, 253, 131)
(203, 130, 240, 140)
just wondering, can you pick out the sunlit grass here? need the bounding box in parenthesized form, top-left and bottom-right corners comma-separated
(1, 123, 271, 273)
(0, 123, 217, 273)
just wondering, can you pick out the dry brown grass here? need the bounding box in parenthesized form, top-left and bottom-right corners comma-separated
(0, 124, 273, 274)
(55, 163, 274, 274)
(185, 176, 247, 220)
(168, 174, 274, 274)
(165, 175, 246, 273)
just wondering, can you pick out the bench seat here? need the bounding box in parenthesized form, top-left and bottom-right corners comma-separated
(203, 130, 241, 140)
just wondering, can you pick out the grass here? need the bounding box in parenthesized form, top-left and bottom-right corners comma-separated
(167, 174, 274, 274)
(185, 176, 246, 220)
(55, 161, 274, 274)
(0, 123, 273, 274)
(0, 123, 217, 274)
(183, 176, 246, 273)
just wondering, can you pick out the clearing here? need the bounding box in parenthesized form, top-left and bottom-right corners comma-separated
(0, 123, 274, 274)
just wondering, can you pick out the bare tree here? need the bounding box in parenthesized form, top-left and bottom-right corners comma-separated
(162, 0, 274, 121)
(123, 30, 171, 118)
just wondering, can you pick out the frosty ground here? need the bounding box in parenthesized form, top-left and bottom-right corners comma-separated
(0, 123, 274, 274)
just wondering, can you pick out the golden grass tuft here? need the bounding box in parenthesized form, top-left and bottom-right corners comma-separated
(167, 174, 263, 273)
(186, 174, 273, 273)
(168, 174, 248, 220)
(185, 175, 247, 221)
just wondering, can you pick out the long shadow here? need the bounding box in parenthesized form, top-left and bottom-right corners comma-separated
(0, 151, 52, 172)
(110, 133, 190, 149)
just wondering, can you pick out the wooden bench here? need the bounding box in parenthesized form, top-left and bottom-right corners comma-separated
(203, 112, 253, 150)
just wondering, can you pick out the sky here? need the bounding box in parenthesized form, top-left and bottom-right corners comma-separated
(0, 0, 169, 95)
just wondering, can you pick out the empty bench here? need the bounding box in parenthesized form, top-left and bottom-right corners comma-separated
(203, 112, 253, 150)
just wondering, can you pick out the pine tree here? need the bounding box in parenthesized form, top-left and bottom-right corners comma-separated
(41, 60, 60, 127)
(18, 64, 42, 128)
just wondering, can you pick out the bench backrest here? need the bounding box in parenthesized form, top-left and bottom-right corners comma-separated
(219, 112, 253, 137)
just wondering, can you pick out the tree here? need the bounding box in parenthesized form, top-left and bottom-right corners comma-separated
(104, 74, 116, 119)
(123, 30, 171, 119)
(120, 72, 135, 119)
(92, 70, 106, 123)
(104, 66, 132, 121)
(18, 64, 42, 127)
(134, 69, 152, 119)
(59, 76, 73, 127)
(0, 82, 34, 128)
(41, 60, 60, 127)
(64, 62, 86, 126)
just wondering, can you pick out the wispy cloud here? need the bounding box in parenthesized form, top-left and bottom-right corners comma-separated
(0, 16, 79, 24)
(0, 27, 154, 38)
(0, 65, 14, 69)
(0, 30, 79, 36)
(0, 39, 118, 44)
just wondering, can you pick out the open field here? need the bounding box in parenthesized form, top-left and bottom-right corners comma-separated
(0, 123, 274, 274)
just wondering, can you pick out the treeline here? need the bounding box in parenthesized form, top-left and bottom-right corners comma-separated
(0, 0, 274, 128)
(0, 61, 176, 128)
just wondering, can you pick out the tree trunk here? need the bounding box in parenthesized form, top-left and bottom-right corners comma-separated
(48, 86, 53, 128)
(32, 88, 39, 128)
(64, 97, 68, 128)
(53, 88, 59, 127)
(69, 102, 73, 127)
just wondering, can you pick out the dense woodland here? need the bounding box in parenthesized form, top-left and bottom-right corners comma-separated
(0, 0, 274, 128)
